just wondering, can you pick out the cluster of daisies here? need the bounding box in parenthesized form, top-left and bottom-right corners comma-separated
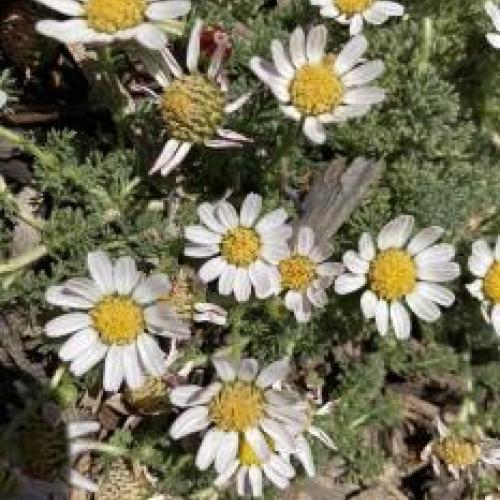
(12, 0, 500, 497)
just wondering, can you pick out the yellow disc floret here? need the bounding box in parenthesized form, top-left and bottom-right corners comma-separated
(484, 261, 500, 304)
(209, 382, 265, 432)
(278, 255, 317, 291)
(433, 437, 481, 468)
(369, 249, 417, 300)
(85, 0, 146, 34)
(290, 62, 344, 116)
(221, 227, 261, 267)
(161, 75, 225, 143)
(334, 0, 374, 15)
(91, 296, 145, 345)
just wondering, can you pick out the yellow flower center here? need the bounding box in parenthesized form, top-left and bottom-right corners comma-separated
(433, 437, 481, 468)
(369, 249, 417, 300)
(161, 75, 225, 143)
(484, 261, 500, 304)
(290, 62, 344, 115)
(334, 0, 374, 15)
(85, 0, 146, 34)
(278, 255, 317, 291)
(91, 296, 145, 345)
(208, 382, 265, 432)
(221, 227, 261, 267)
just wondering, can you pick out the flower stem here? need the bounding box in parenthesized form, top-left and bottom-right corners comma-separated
(0, 244, 48, 274)
(0, 126, 55, 167)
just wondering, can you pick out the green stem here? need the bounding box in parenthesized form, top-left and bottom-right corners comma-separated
(15, 209, 45, 231)
(417, 17, 433, 75)
(0, 244, 48, 274)
(0, 126, 54, 167)
(74, 441, 128, 456)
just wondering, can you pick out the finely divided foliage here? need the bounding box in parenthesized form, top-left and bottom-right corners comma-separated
(0, 0, 500, 498)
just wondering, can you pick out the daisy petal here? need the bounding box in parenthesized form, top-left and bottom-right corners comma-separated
(375, 299, 389, 335)
(343, 250, 369, 274)
(240, 193, 262, 227)
(199, 257, 226, 283)
(70, 341, 107, 377)
(123, 343, 145, 389)
(303, 117, 326, 144)
(249, 465, 263, 497)
(218, 264, 237, 295)
(59, 328, 98, 362)
(289, 26, 307, 68)
(335, 35, 367, 75)
(103, 345, 124, 392)
(390, 301, 411, 339)
(342, 60, 384, 87)
(46, 313, 91, 338)
(212, 356, 237, 381)
(238, 358, 259, 381)
(359, 233, 375, 261)
(415, 244, 455, 266)
(360, 290, 377, 318)
(415, 282, 455, 307)
(133, 274, 171, 304)
(46, 286, 94, 309)
(215, 431, 239, 474)
(88, 251, 115, 294)
(260, 418, 295, 453)
(377, 215, 414, 250)
(146, 0, 191, 20)
(407, 226, 444, 255)
(256, 358, 290, 388)
(271, 40, 295, 79)
(334, 273, 366, 294)
(114, 256, 139, 295)
(406, 292, 441, 322)
(35, 0, 84, 16)
(492, 304, 500, 335)
(170, 406, 210, 439)
(137, 333, 166, 377)
(245, 427, 270, 461)
(417, 262, 460, 282)
(306, 24, 327, 63)
(196, 429, 225, 471)
(216, 201, 239, 229)
(186, 18, 203, 72)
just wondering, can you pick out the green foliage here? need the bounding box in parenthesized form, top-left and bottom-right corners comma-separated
(1, 0, 500, 495)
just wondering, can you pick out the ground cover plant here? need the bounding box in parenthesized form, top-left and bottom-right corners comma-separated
(1, 0, 500, 498)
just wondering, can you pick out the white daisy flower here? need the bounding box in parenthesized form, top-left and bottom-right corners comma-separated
(250, 25, 385, 144)
(334, 215, 460, 339)
(184, 193, 292, 303)
(310, 0, 404, 36)
(147, 19, 252, 176)
(169, 356, 309, 496)
(33, 0, 191, 50)
(421, 417, 500, 480)
(466, 237, 500, 335)
(276, 226, 343, 323)
(486, 1, 500, 48)
(45, 251, 190, 391)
